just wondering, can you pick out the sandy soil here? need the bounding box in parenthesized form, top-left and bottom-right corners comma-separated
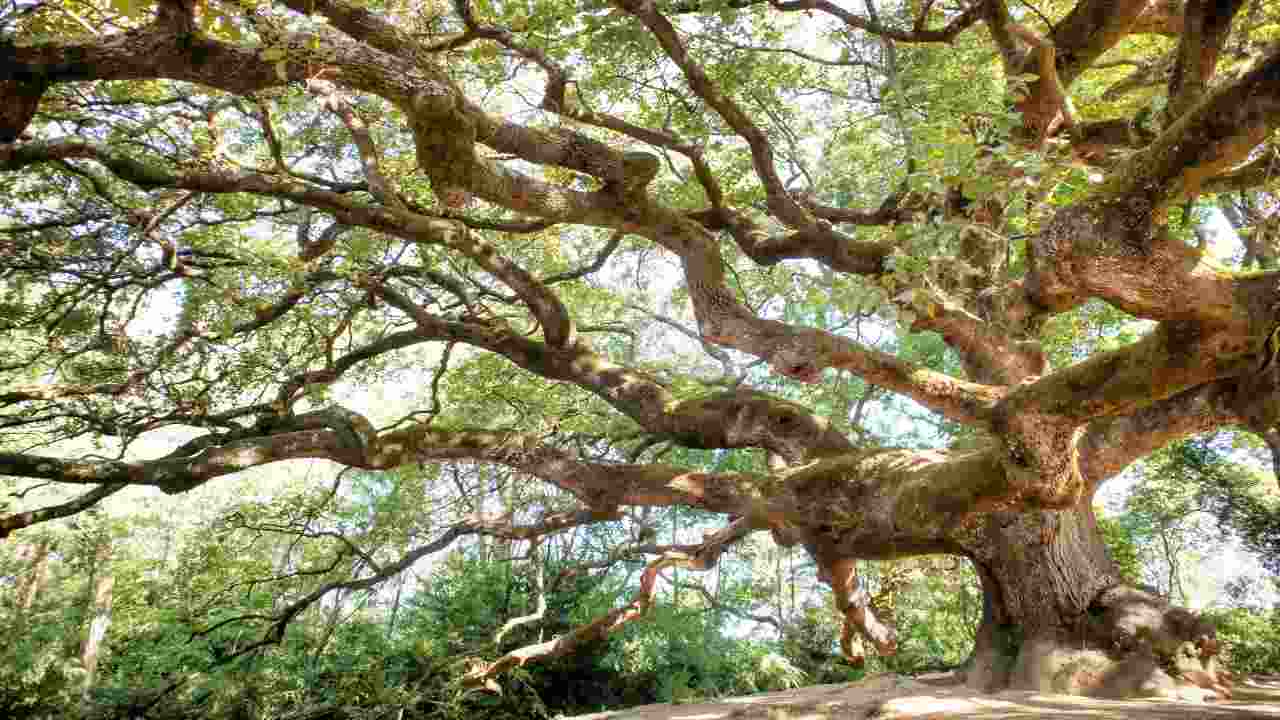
(568, 673, 1280, 720)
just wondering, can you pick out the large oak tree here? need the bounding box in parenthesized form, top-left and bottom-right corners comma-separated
(2, 0, 1279, 697)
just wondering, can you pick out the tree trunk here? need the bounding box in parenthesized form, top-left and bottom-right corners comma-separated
(79, 538, 115, 697)
(14, 540, 50, 616)
(961, 504, 1222, 699)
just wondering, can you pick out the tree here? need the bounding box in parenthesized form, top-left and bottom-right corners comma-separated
(2, 0, 1278, 698)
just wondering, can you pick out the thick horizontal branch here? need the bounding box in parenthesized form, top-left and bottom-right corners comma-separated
(1, 21, 441, 110)
(0, 428, 359, 494)
(0, 418, 773, 514)
(1078, 379, 1241, 490)
(1, 405, 1065, 551)
(1, 382, 129, 405)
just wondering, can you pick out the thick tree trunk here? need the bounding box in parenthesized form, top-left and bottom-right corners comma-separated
(961, 505, 1226, 699)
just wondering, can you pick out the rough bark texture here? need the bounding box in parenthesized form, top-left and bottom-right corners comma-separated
(1, 0, 1278, 699)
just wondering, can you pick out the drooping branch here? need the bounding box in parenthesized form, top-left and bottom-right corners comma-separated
(814, 554, 898, 663)
(194, 505, 613, 668)
(0, 482, 127, 538)
(0, 425, 362, 495)
(2, 395, 1069, 543)
(0, 409, 778, 516)
(462, 517, 751, 688)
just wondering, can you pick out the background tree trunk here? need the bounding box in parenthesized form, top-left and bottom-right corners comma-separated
(79, 536, 114, 697)
(14, 540, 50, 617)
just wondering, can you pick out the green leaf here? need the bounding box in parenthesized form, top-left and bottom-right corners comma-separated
(111, 0, 147, 18)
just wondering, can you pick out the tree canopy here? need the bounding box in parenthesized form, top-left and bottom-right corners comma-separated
(4, 0, 1280, 702)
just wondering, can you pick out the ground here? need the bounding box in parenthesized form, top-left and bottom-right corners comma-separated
(569, 674, 1280, 720)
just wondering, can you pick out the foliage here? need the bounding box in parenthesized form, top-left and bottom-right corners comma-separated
(1203, 606, 1280, 676)
(1188, 445, 1280, 575)
(6, 0, 1280, 710)
(873, 558, 980, 673)
(1095, 512, 1144, 586)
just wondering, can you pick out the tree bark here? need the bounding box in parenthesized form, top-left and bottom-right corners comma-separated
(3, 0, 1278, 701)
(13, 540, 50, 616)
(960, 504, 1219, 698)
(79, 537, 115, 697)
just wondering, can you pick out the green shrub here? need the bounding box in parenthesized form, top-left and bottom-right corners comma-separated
(1205, 607, 1280, 675)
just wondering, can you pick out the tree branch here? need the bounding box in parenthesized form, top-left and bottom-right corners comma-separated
(0, 482, 127, 538)
(462, 517, 752, 688)
(769, 0, 983, 44)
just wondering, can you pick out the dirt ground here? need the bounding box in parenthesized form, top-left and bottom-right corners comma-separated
(568, 673, 1280, 720)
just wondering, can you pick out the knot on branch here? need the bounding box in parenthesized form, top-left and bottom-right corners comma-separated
(995, 415, 1086, 509)
(407, 90, 478, 208)
(410, 85, 459, 118)
(608, 151, 660, 198)
(767, 345, 823, 385)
